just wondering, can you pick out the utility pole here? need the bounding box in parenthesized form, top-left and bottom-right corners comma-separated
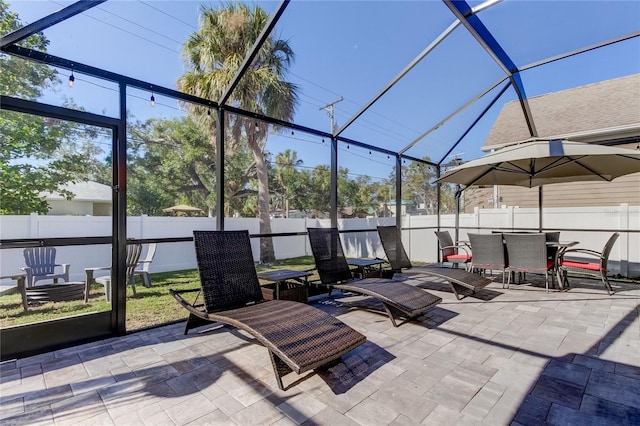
(319, 96, 343, 133)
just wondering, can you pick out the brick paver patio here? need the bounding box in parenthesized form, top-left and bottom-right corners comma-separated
(1, 274, 639, 425)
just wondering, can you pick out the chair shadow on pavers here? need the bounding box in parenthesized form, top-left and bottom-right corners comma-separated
(0, 319, 396, 426)
(315, 291, 459, 330)
(464, 303, 639, 426)
(169, 312, 396, 395)
(513, 306, 640, 425)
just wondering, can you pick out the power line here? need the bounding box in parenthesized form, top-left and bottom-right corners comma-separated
(49, 0, 182, 54)
(138, 0, 198, 31)
(45, 1, 422, 153)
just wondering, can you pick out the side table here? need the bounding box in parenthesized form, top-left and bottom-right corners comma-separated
(347, 258, 385, 278)
(257, 269, 312, 301)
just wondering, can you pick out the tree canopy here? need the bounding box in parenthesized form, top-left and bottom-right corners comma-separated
(0, 1, 103, 215)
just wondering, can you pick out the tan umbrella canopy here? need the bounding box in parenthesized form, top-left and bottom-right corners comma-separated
(162, 204, 204, 216)
(437, 139, 640, 232)
(438, 140, 640, 188)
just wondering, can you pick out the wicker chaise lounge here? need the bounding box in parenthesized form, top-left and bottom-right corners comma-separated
(170, 230, 366, 390)
(377, 225, 492, 300)
(307, 227, 442, 327)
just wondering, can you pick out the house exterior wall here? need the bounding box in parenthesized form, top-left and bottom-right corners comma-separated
(464, 173, 640, 211)
(47, 200, 94, 216)
(42, 181, 112, 216)
(46, 200, 112, 216)
(93, 203, 111, 216)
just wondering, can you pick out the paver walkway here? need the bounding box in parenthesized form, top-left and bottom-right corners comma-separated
(1, 274, 639, 425)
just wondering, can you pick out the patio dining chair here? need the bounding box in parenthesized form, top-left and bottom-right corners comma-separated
(434, 230, 472, 270)
(558, 232, 619, 295)
(468, 233, 508, 287)
(545, 231, 561, 262)
(22, 247, 70, 288)
(503, 233, 555, 292)
(169, 230, 366, 390)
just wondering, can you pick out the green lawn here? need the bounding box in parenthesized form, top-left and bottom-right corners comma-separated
(0, 256, 318, 330)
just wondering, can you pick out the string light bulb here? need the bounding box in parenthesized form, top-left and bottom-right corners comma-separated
(255, 122, 260, 132)
(321, 138, 325, 146)
(150, 90, 156, 107)
(290, 131, 295, 138)
(207, 108, 211, 116)
(68, 70, 75, 88)
(347, 144, 350, 150)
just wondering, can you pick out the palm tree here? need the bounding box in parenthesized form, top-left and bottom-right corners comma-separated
(274, 149, 303, 218)
(178, 3, 298, 263)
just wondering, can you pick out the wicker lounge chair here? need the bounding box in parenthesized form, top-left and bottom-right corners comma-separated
(377, 226, 491, 300)
(434, 230, 472, 270)
(170, 230, 366, 390)
(307, 227, 442, 326)
(558, 232, 619, 295)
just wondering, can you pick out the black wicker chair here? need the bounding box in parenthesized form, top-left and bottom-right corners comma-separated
(503, 233, 555, 292)
(468, 233, 508, 287)
(170, 230, 366, 390)
(377, 226, 491, 300)
(307, 227, 442, 326)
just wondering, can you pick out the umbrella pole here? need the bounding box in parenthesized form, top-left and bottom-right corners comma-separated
(455, 185, 462, 243)
(538, 186, 543, 232)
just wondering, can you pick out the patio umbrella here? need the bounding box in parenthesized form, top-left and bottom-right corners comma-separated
(437, 139, 640, 231)
(162, 204, 204, 216)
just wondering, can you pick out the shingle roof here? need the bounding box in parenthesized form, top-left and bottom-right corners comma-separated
(484, 74, 640, 149)
(41, 180, 112, 202)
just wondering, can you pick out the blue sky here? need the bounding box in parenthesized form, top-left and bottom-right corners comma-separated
(7, 0, 640, 181)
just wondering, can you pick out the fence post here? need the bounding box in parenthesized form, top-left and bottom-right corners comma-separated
(140, 214, 148, 239)
(474, 206, 480, 230)
(507, 206, 514, 230)
(404, 214, 411, 260)
(304, 216, 308, 257)
(619, 203, 629, 277)
(30, 212, 38, 238)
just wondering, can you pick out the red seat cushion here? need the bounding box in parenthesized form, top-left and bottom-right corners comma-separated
(561, 260, 602, 271)
(445, 254, 471, 261)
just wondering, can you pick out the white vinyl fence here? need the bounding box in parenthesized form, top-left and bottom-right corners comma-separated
(1, 204, 638, 290)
